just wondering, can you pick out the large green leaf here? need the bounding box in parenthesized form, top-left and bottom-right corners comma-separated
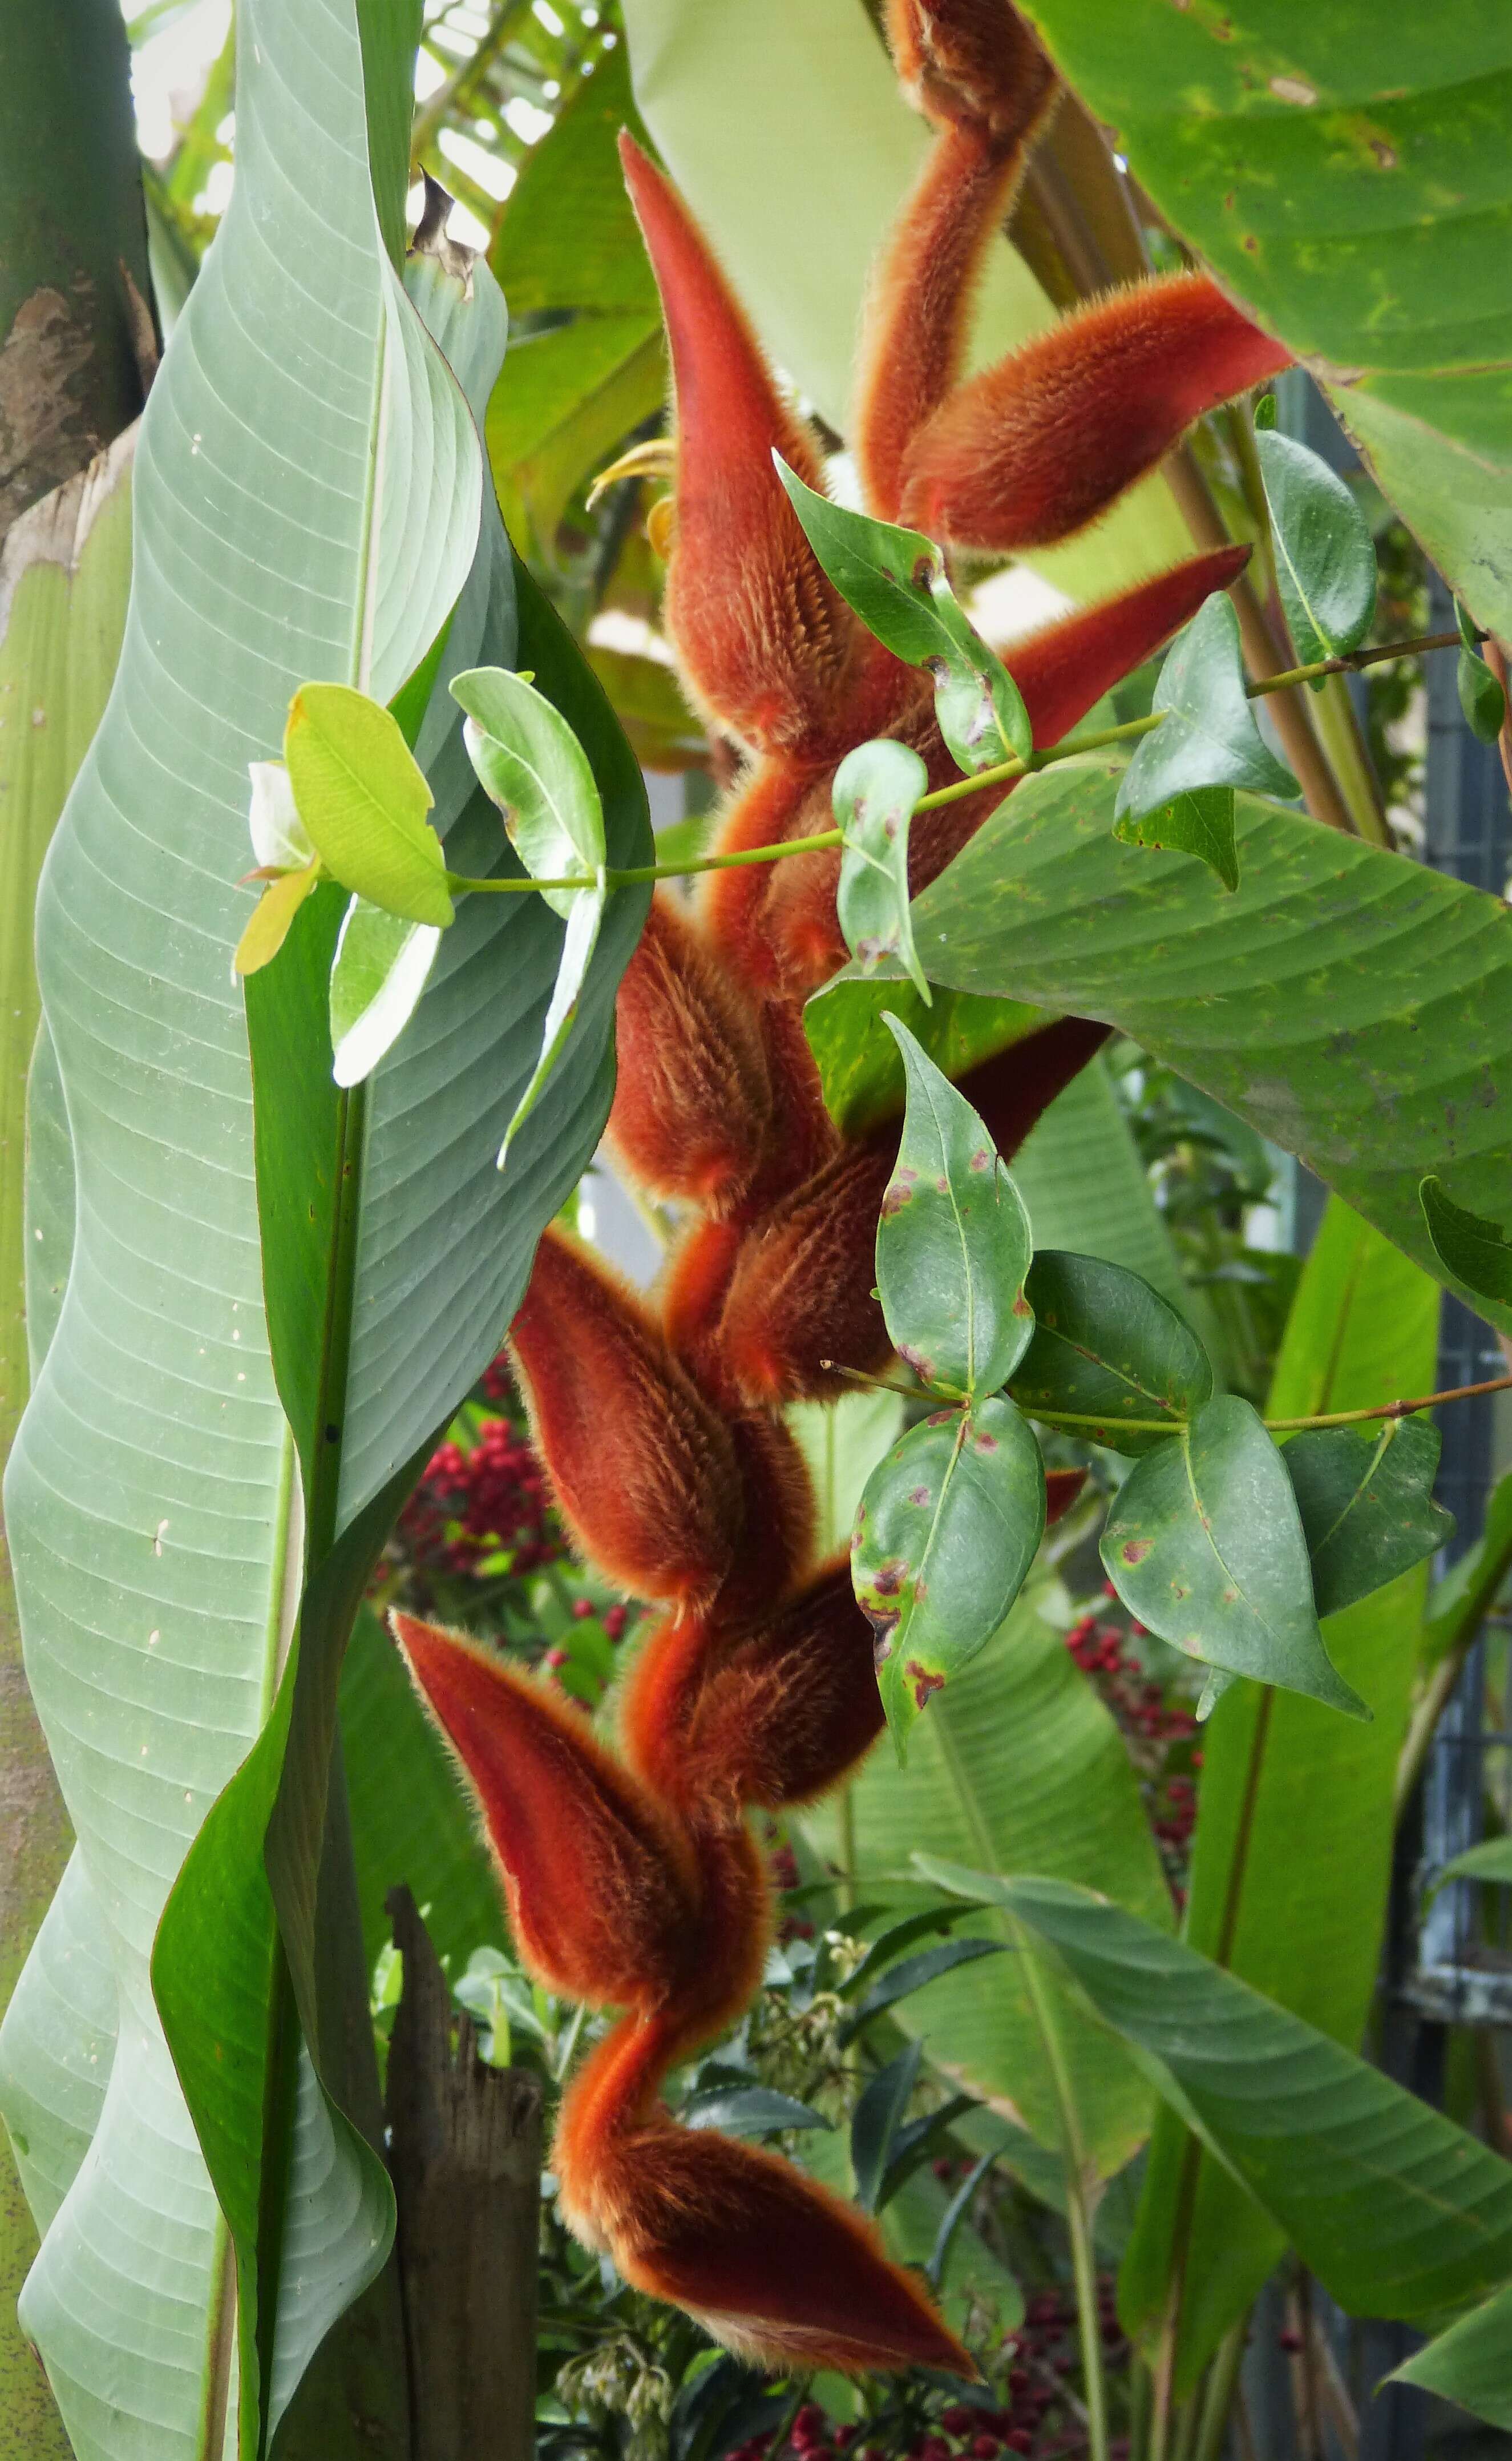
(620, 0, 1194, 603)
(886, 755, 1512, 1333)
(0, 5, 648, 2452)
(991, 1877, 1512, 2324)
(808, 1581, 1173, 2177)
(1118, 1201, 1441, 2386)
(0, 429, 135, 2456)
(1014, 6, 1512, 640)
(486, 41, 664, 553)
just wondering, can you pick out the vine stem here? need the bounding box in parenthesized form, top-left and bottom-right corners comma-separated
(436, 626, 1470, 899)
(823, 1363, 1512, 1438)
(1010, 1913, 1110, 2461)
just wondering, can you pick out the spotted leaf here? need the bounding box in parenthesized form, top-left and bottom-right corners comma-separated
(875, 1014, 1034, 1397)
(1101, 1395, 1367, 1719)
(851, 1397, 1045, 1757)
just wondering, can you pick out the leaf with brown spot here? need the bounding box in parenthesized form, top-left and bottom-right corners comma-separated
(1101, 1395, 1367, 1717)
(875, 1016, 1034, 1400)
(851, 1397, 1045, 1758)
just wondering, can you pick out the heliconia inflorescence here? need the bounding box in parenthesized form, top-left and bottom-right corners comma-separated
(397, 0, 1289, 2376)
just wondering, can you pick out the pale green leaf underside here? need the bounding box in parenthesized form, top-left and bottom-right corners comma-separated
(0, 1, 482, 2448)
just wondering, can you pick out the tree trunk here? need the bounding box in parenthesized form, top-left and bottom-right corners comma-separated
(385, 1886, 543, 2461)
(0, 1, 153, 546)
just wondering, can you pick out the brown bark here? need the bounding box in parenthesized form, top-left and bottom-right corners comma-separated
(385, 1886, 543, 2461)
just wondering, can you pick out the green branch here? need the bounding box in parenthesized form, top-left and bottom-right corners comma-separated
(438, 623, 1468, 898)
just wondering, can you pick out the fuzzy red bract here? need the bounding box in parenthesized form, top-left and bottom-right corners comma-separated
(900, 272, 1292, 552)
(404, 0, 1289, 2376)
(393, 1616, 700, 2013)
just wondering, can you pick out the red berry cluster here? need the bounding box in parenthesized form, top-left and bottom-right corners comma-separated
(385, 1354, 564, 1613)
(719, 2282, 1129, 2461)
(1064, 1589, 1202, 1892)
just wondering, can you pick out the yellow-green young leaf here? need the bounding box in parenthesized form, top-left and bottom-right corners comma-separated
(1114, 593, 1295, 825)
(284, 681, 452, 925)
(852, 1398, 1045, 1756)
(1102, 1395, 1368, 1718)
(452, 663, 605, 921)
(1421, 1173, 1512, 1308)
(1254, 430, 1377, 668)
(233, 860, 321, 976)
(835, 739, 931, 1000)
(1010, 1250, 1212, 1454)
(877, 1015, 1034, 1397)
(1112, 784, 1238, 893)
(775, 457, 1030, 770)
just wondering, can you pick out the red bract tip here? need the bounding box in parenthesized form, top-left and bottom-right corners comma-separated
(1009, 546, 1252, 749)
(391, 1615, 700, 2014)
(510, 1229, 742, 1609)
(620, 135, 860, 759)
(885, 0, 1058, 140)
(618, 2127, 974, 2374)
(557, 2043, 975, 2377)
(1044, 1466, 1088, 1528)
(900, 271, 1292, 551)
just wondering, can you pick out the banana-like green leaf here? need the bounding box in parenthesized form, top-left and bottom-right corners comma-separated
(1013, 5, 1512, 641)
(988, 1875, 1512, 2323)
(894, 755, 1512, 1334)
(1119, 1203, 1441, 2389)
(486, 43, 663, 554)
(620, 0, 1194, 603)
(806, 1579, 1172, 2177)
(1, 5, 648, 2452)
(0, 426, 135, 2456)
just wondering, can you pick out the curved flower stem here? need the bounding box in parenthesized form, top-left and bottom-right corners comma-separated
(436, 626, 1470, 903)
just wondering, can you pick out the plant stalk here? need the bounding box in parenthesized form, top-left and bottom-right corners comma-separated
(1191, 2317, 1248, 2461)
(1009, 1917, 1109, 2461)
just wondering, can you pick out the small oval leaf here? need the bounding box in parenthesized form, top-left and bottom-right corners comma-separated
(835, 738, 931, 1000)
(234, 861, 321, 977)
(774, 455, 1030, 770)
(452, 664, 606, 920)
(1101, 1394, 1368, 1718)
(1010, 1251, 1212, 1455)
(1114, 592, 1296, 825)
(285, 682, 452, 926)
(1255, 429, 1377, 666)
(1281, 1416, 1452, 1619)
(877, 1014, 1034, 1397)
(852, 1397, 1045, 1757)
